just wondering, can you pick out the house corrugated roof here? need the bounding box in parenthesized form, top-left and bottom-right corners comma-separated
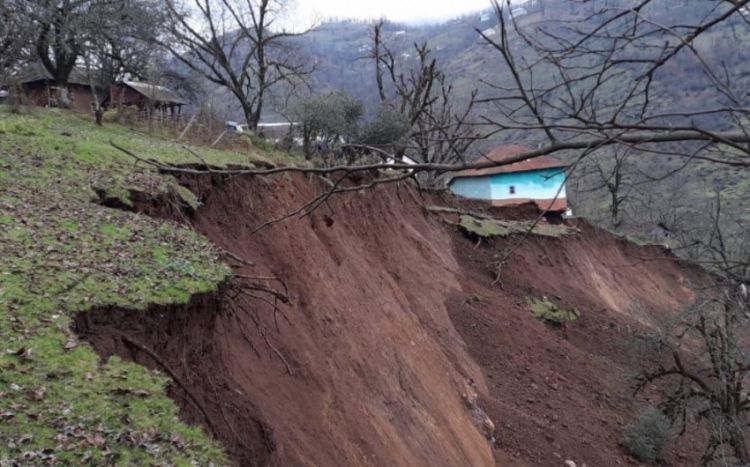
(123, 81, 188, 105)
(452, 144, 567, 179)
(13, 63, 106, 88)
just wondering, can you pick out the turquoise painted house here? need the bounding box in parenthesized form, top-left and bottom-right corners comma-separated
(449, 145, 569, 212)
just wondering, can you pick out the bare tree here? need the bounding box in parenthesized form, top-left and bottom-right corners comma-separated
(639, 287, 750, 465)
(161, 0, 314, 130)
(88, 0, 168, 84)
(576, 148, 637, 228)
(633, 190, 750, 464)
(0, 0, 29, 82)
(364, 21, 480, 184)
(668, 191, 750, 281)
(11, 0, 166, 107)
(475, 0, 750, 168)
(76, 1, 166, 124)
(82, 52, 104, 125)
(27, 0, 87, 105)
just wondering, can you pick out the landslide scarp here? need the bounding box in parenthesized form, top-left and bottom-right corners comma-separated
(78, 167, 708, 466)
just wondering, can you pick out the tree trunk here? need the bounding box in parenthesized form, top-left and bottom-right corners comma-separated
(57, 86, 71, 108)
(246, 103, 262, 133)
(728, 419, 750, 465)
(243, 105, 260, 133)
(302, 125, 312, 160)
(610, 194, 621, 228)
(36, 24, 78, 109)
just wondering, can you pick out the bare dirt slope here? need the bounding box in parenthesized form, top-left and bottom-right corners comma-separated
(445, 218, 706, 466)
(76, 173, 707, 466)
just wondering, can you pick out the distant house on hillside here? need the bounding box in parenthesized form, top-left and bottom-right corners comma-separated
(9, 63, 107, 113)
(448, 144, 569, 213)
(107, 81, 188, 117)
(226, 121, 299, 141)
(257, 122, 298, 140)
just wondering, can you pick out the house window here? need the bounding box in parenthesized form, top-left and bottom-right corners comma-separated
(509, 185, 516, 195)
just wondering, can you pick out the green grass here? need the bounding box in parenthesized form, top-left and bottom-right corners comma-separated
(0, 106, 294, 464)
(527, 297, 580, 324)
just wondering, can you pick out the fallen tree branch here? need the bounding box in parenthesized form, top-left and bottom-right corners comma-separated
(221, 249, 255, 267)
(110, 130, 750, 179)
(261, 329, 294, 376)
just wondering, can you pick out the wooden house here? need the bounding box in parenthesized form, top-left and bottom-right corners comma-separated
(10, 63, 107, 113)
(107, 81, 188, 117)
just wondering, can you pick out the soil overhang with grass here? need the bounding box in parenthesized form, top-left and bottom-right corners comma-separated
(0, 107, 292, 464)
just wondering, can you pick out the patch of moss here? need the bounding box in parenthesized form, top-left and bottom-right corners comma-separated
(624, 235, 667, 247)
(460, 214, 514, 237)
(458, 214, 573, 239)
(170, 181, 201, 211)
(97, 185, 134, 208)
(527, 297, 580, 323)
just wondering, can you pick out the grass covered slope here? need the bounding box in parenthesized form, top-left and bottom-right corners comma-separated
(0, 108, 272, 464)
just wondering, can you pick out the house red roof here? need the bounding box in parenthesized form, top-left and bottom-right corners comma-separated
(452, 145, 567, 178)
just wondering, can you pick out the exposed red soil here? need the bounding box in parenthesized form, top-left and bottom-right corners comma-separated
(444, 219, 708, 466)
(75, 292, 276, 466)
(76, 172, 711, 466)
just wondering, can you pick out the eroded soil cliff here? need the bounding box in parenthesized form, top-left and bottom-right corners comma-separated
(76, 172, 708, 466)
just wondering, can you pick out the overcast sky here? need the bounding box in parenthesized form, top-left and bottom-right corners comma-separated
(290, 0, 497, 25)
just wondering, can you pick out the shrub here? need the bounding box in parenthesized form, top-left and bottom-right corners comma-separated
(101, 109, 118, 123)
(102, 105, 140, 125)
(527, 297, 580, 324)
(246, 132, 275, 153)
(360, 104, 410, 147)
(620, 407, 672, 463)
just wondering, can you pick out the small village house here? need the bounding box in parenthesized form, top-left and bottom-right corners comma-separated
(9, 63, 108, 113)
(257, 121, 299, 140)
(226, 121, 299, 140)
(448, 144, 569, 212)
(107, 80, 188, 118)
